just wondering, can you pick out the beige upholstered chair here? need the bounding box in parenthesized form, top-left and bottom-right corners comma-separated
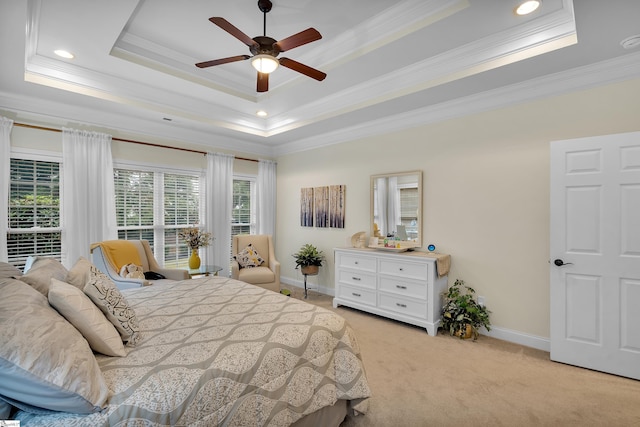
(91, 239, 189, 290)
(231, 234, 280, 292)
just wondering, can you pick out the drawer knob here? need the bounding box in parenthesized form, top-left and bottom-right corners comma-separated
(399, 268, 404, 271)
(396, 285, 407, 290)
(352, 276, 361, 281)
(352, 292, 361, 297)
(354, 261, 359, 265)
(396, 303, 407, 308)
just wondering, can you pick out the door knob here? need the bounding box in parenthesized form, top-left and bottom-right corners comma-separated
(553, 259, 573, 266)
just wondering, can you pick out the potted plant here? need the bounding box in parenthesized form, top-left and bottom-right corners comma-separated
(441, 279, 491, 340)
(292, 244, 325, 275)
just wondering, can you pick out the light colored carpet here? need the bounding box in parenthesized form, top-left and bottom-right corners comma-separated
(283, 286, 640, 427)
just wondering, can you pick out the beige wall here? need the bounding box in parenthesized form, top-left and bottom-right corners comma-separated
(5, 77, 640, 342)
(275, 77, 640, 339)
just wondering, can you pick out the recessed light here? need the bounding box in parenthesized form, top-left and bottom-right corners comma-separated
(621, 35, 640, 50)
(256, 110, 268, 117)
(514, 0, 541, 16)
(54, 49, 74, 59)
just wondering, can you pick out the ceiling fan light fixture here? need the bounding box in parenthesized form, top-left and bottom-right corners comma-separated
(251, 54, 279, 74)
(514, 0, 541, 16)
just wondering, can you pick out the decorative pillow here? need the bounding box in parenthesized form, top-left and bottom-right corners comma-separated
(49, 278, 126, 357)
(18, 257, 68, 296)
(119, 263, 144, 279)
(0, 278, 108, 414)
(0, 261, 22, 279)
(84, 266, 142, 346)
(234, 244, 264, 268)
(65, 256, 94, 290)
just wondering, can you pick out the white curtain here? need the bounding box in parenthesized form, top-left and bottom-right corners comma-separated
(0, 117, 13, 262)
(387, 176, 401, 235)
(375, 177, 388, 237)
(62, 128, 117, 268)
(205, 152, 234, 277)
(256, 159, 277, 236)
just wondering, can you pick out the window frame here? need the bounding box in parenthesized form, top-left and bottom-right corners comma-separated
(7, 148, 63, 268)
(113, 159, 204, 267)
(232, 174, 257, 238)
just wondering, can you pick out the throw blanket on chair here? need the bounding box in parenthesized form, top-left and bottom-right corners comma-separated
(90, 241, 142, 273)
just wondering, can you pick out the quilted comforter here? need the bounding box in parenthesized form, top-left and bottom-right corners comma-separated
(15, 277, 370, 426)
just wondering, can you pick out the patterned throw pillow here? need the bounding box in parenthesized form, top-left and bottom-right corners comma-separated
(84, 265, 142, 346)
(234, 244, 264, 268)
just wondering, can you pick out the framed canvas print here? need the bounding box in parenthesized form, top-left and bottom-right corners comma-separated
(329, 185, 346, 228)
(314, 186, 329, 228)
(300, 187, 314, 227)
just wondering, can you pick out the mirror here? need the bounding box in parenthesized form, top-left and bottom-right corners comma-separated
(370, 171, 422, 247)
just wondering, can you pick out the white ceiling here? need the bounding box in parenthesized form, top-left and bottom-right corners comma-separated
(1, 0, 640, 157)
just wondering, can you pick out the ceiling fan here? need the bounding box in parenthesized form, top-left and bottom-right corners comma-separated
(196, 0, 327, 92)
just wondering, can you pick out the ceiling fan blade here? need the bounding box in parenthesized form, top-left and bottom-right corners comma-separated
(279, 58, 326, 81)
(209, 17, 259, 48)
(195, 55, 250, 68)
(257, 72, 269, 92)
(274, 28, 322, 52)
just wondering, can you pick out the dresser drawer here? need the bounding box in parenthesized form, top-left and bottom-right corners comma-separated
(379, 259, 429, 281)
(337, 253, 377, 273)
(379, 276, 427, 300)
(378, 293, 427, 319)
(337, 269, 376, 289)
(338, 284, 377, 307)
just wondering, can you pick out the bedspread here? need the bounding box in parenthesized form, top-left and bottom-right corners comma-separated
(15, 277, 370, 426)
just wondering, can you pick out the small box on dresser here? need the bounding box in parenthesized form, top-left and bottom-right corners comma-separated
(333, 247, 449, 335)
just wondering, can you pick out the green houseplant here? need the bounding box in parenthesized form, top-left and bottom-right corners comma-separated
(292, 244, 325, 275)
(441, 279, 491, 340)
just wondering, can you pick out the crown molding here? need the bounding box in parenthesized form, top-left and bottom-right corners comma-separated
(266, 2, 577, 137)
(275, 51, 640, 155)
(0, 91, 273, 157)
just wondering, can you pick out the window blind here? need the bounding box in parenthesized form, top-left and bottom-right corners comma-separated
(8, 159, 61, 268)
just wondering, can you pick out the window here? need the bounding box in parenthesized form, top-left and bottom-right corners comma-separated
(7, 158, 61, 268)
(114, 168, 201, 267)
(232, 176, 256, 237)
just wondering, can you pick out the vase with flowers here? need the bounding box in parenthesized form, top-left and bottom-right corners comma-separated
(179, 227, 212, 269)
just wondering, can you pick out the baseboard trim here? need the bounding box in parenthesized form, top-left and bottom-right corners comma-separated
(281, 276, 550, 352)
(480, 326, 550, 352)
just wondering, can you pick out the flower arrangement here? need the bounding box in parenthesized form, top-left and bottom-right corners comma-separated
(178, 227, 212, 250)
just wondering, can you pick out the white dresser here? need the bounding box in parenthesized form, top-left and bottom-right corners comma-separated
(333, 247, 449, 335)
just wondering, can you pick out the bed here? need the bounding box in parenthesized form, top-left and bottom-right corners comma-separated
(0, 261, 370, 426)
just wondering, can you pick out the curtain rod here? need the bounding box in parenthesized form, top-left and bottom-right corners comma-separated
(13, 122, 259, 163)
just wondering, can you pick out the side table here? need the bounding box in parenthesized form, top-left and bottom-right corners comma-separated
(188, 265, 223, 278)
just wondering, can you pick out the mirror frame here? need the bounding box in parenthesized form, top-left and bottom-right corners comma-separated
(370, 170, 423, 247)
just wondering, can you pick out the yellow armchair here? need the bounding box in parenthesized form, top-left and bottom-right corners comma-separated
(91, 240, 189, 289)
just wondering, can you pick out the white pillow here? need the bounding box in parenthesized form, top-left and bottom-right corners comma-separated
(65, 256, 94, 290)
(84, 265, 142, 346)
(18, 257, 68, 296)
(49, 278, 126, 357)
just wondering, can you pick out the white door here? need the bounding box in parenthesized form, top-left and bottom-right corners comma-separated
(550, 131, 640, 380)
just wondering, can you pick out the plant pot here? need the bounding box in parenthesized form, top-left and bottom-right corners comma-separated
(189, 249, 201, 269)
(301, 265, 319, 276)
(455, 324, 473, 339)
